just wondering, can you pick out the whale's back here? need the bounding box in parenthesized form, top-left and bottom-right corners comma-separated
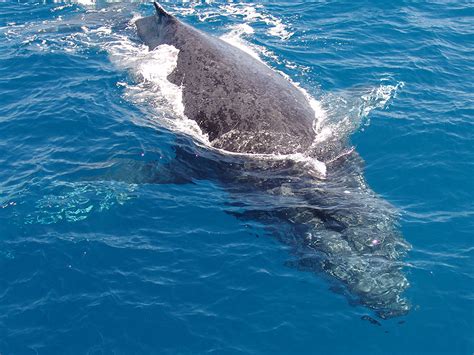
(136, 7, 317, 154)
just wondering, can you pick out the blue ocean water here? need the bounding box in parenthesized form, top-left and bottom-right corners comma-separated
(0, 0, 473, 353)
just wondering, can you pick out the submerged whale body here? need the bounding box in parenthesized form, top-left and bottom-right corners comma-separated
(135, 3, 411, 318)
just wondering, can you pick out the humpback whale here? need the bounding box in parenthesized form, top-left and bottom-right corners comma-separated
(134, 2, 411, 318)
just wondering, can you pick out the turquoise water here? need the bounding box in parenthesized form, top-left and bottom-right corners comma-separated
(0, 0, 473, 353)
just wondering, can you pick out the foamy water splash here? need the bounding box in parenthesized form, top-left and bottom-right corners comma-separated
(220, 4, 293, 40)
(360, 81, 405, 119)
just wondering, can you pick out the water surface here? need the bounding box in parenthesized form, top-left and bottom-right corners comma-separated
(0, 0, 473, 353)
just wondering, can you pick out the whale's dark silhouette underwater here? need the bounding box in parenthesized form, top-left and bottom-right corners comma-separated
(134, 2, 411, 318)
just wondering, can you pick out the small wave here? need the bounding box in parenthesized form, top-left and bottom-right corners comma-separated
(310, 80, 405, 147)
(359, 81, 405, 120)
(220, 4, 293, 40)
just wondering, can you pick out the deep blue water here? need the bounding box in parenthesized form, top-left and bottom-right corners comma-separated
(0, 0, 473, 354)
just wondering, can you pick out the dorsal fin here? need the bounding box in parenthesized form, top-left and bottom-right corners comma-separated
(153, 2, 171, 18)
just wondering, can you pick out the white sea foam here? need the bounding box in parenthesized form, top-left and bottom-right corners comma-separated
(359, 81, 405, 118)
(137, 45, 185, 116)
(220, 4, 293, 40)
(75, 0, 96, 6)
(105, 35, 209, 143)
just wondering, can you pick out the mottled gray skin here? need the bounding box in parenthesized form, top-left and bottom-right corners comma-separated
(135, 3, 316, 155)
